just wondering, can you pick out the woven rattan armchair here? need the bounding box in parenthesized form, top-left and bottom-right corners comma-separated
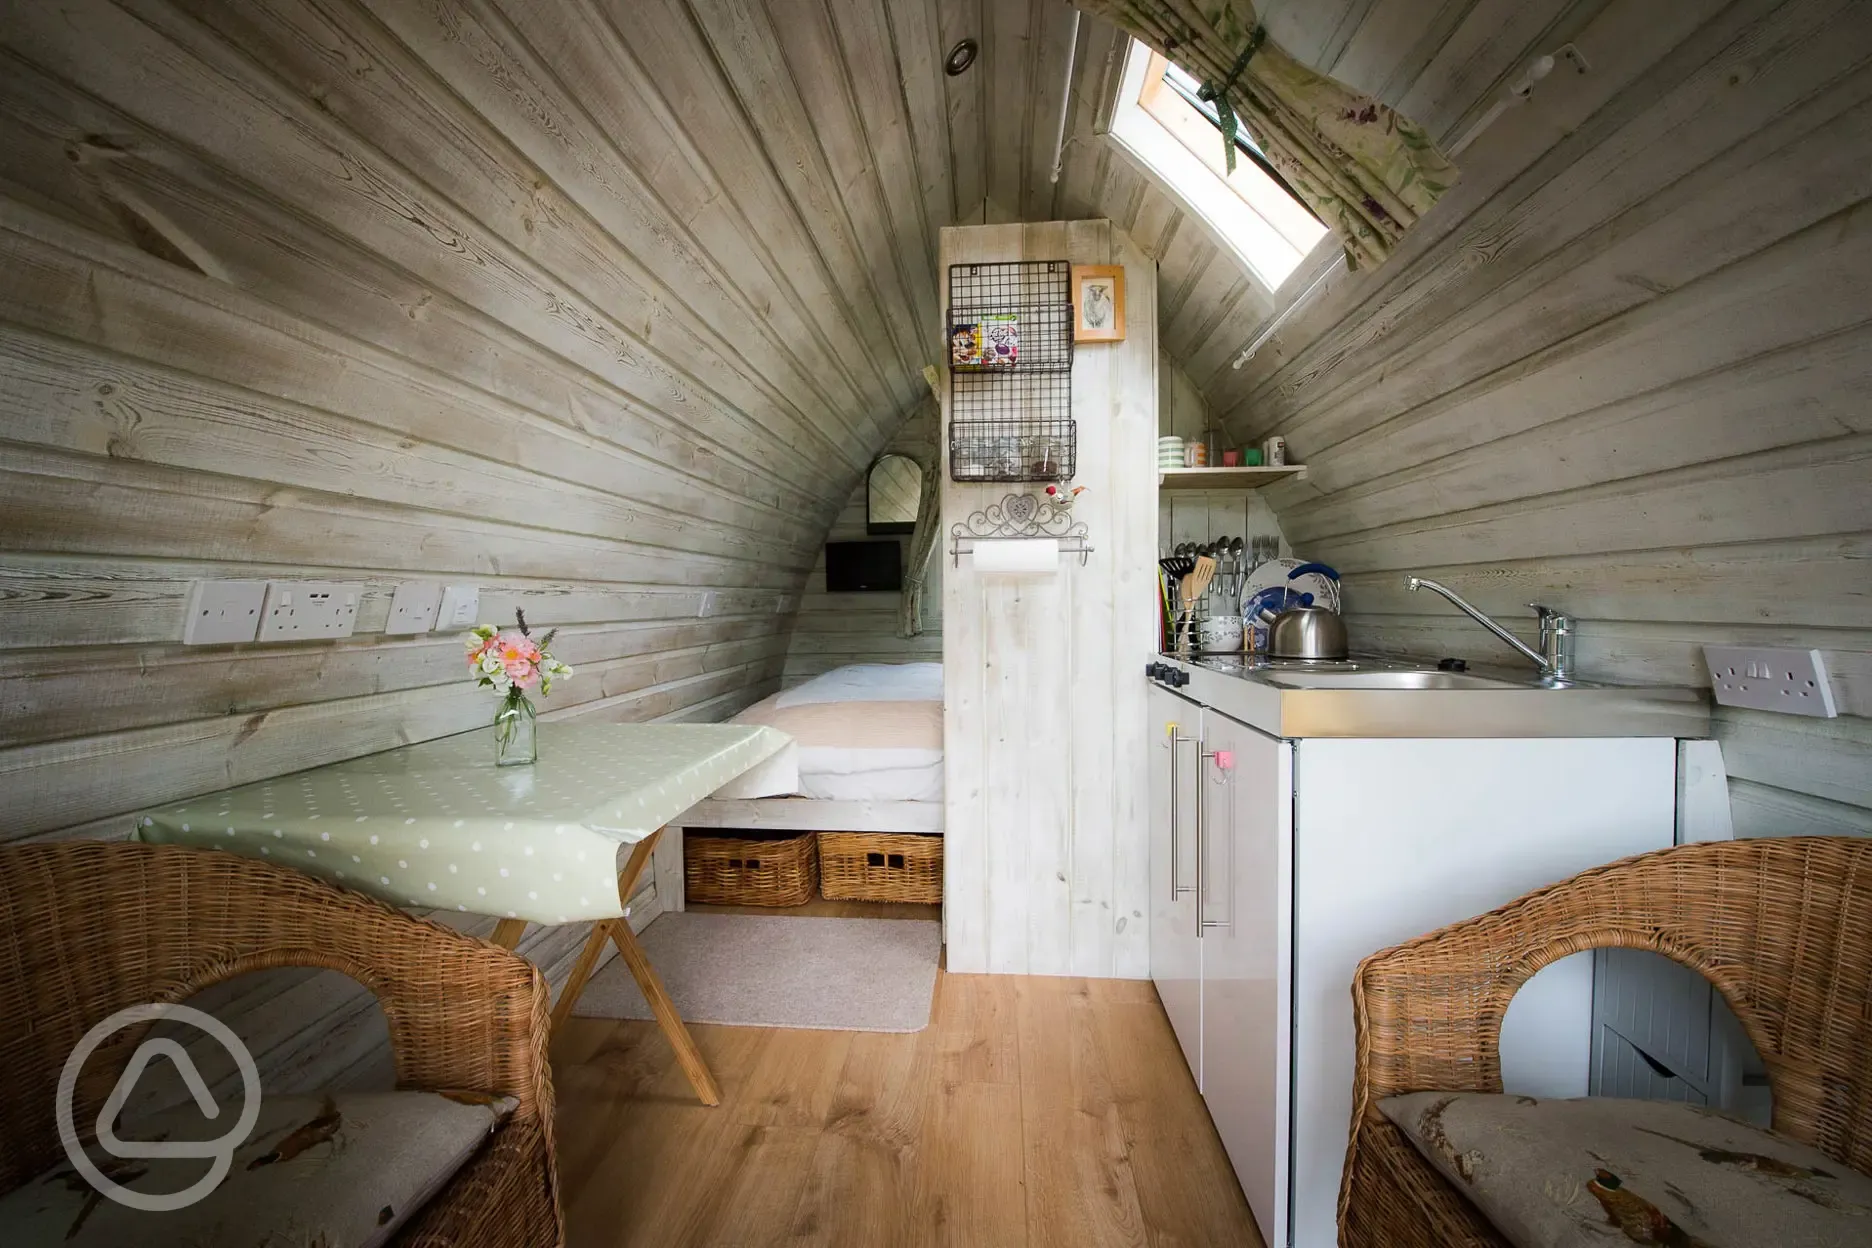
(1340, 836, 1872, 1248)
(0, 841, 563, 1246)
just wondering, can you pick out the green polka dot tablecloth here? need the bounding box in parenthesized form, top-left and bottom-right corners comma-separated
(136, 722, 791, 924)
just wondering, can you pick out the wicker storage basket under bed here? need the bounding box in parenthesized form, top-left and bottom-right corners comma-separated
(684, 830, 818, 907)
(818, 831, 943, 904)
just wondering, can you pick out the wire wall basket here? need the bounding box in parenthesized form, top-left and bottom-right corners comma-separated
(948, 260, 1074, 483)
(949, 416, 1075, 483)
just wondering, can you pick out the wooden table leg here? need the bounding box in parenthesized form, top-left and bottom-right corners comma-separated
(485, 828, 720, 1106)
(550, 920, 614, 1030)
(608, 914, 721, 1106)
(610, 828, 721, 1106)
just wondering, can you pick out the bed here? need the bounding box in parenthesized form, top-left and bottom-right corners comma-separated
(673, 663, 945, 854)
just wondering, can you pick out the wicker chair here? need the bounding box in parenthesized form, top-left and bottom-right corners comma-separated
(0, 841, 563, 1246)
(1340, 836, 1872, 1248)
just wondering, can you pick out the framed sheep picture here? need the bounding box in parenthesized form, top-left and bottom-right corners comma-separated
(1071, 264, 1125, 343)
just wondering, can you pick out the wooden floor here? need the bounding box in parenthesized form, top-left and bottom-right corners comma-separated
(551, 967, 1263, 1247)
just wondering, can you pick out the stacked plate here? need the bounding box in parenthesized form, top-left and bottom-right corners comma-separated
(1157, 435, 1186, 470)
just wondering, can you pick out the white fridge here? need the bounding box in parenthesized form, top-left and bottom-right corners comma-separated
(1147, 684, 1678, 1248)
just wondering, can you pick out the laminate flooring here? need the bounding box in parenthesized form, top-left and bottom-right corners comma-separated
(552, 966, 1264, 1247)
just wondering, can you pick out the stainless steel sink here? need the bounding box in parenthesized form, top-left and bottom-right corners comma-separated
(1170, 653, 1710, 738)
(1262, 669, 1527, 691)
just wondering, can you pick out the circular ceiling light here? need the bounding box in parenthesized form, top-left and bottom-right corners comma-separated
(945, 39, 978, 76)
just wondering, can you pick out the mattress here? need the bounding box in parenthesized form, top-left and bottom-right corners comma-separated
(717, 665, 944, 802)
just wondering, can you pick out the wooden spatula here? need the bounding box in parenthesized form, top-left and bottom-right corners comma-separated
(1177, 555, 1217, 653)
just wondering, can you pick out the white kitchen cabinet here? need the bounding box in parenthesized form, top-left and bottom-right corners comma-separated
(1146, 663, 1682, 1248)
(1147, 683, 1203, 1080)
(1195, 710, 1293, 1248)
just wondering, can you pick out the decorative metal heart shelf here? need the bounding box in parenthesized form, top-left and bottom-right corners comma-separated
(949, 492, 1093, 567)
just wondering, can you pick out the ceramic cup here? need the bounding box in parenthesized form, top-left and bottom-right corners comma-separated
(1198, 615, 1244, 653)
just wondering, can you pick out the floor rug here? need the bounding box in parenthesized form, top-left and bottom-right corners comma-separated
(572, 913, 941, 1032)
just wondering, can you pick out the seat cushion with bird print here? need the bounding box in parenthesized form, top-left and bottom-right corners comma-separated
(1381, 1091, 1872, 1248)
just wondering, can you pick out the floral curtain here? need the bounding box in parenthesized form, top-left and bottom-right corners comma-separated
(1077, 0, 1457, 270)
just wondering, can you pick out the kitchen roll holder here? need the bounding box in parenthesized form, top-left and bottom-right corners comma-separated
(950, 491, 1093, 568)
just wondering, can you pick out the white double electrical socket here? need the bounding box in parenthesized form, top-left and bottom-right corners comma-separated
(182, 580, 268, 645)
(1703, 646, 1837, 718)
(258, 581, 362, 642)
(385, 582, 443, 635)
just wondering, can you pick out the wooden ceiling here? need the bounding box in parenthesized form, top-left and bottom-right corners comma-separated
(0, 0, 1607, 499)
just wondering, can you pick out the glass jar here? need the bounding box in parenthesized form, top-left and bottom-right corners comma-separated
(494, 691, 538, 766)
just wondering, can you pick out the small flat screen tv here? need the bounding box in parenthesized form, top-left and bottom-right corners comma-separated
(825, 540, 903, 593)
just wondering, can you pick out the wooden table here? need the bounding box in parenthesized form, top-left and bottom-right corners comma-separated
(138, 721, 792, 1105)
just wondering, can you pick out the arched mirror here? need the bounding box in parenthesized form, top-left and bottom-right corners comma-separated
(866, 453, 922, 535)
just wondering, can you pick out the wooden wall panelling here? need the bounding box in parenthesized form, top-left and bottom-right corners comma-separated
(1246, 4, 1872, 464)
(1240, 0, 1872, 840)
(571, 0, 913, 417)
(679, 0, 930, 405)
(762, 0, 941, 340)
(979, 0, 1034, 219)
(1018, 0, 1081, 223)
(782, 401, 945, 686)
(1202, 0, 1736, 417)
(47, 0, 860, 498)
(936, 0, 988, 220)
(0, 190, 827, 533)
(0, 324, 812, 572)
(0, 616, 785, 747)
(1, 635, 791, 839)
(1274, 327, 1872, 545)
(356, 0, 894, 442)
(1728, 779, 1872, 840)
(941, 219, 1155, 978)
(1215, 0, 1809, 430)
(941, 221, 1021, 976)
(872, 0, 956, 263)
(0, 554, 786, 652)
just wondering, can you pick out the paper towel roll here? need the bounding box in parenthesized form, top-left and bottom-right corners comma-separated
(971, 538, 1059, 574)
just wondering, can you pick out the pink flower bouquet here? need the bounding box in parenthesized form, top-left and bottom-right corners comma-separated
(465, 611, 571, 764)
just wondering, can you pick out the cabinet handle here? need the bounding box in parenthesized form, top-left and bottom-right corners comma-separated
(1168, 730, 1195, 900)
(1194, 737, 1206, 936)
(1199, 747, 1235, 933)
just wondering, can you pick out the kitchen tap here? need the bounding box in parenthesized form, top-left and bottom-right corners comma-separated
(1406, 577, 1575, 684)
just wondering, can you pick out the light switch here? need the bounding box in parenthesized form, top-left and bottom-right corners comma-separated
(437, 585, 481, 630)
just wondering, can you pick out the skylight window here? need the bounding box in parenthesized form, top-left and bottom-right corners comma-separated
(1109, 40, 1329, 291)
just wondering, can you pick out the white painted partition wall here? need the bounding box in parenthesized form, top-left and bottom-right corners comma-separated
(941, 220, 1158, 978)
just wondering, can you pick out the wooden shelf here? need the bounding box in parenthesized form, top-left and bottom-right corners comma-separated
(1157, 465, 1307, 490)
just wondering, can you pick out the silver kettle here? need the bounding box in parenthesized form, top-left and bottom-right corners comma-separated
(1258, 604, 1349, 661)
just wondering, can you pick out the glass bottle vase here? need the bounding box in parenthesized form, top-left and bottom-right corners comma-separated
(493, 690, 538, 766)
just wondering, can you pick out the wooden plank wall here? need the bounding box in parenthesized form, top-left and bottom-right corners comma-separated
(1213, 0, 1872, 839)
(0, 0, 939, 1092)
(0, 0, 969, 843)
(1156, 352, 1291, 564)
(782, 402, 945, 687)
(941, 219, 1157, 978)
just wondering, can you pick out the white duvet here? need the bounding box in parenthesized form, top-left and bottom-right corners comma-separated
(775, 662, 942, 708)
(713, 663, 945, 802)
